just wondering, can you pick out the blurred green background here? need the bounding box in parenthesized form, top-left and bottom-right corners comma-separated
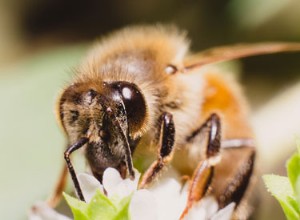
(0, 1, 300, 219)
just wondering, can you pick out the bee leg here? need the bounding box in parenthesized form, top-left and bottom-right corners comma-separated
(46, 164, 68, 207)
(180, 113, 221, 219)
(64, 137, 89, 202)
(213, 145, 255, 210)
(139, 112, 175, 189)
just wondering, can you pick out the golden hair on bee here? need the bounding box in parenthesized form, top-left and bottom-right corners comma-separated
(48, 25, 300, 218)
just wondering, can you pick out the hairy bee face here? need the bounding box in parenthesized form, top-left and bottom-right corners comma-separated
(58, 81, 147, 179)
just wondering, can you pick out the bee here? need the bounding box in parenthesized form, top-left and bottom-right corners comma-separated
(47, 25, 300, 218)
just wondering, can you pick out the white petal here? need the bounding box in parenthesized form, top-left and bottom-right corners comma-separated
(113, 179, 137, 198)
(184, 197, 218, 220)
(183, 206, 206, 220)
(77, 173, 104, 203)
(149, 178, 184, 220)
(198, 197, 218, 218)
(103, 168, 123, 197)
(123, 170, 141, 190)
(103, 168, 141, 198)
(178, 182, 189, 209)
(211, 202, 235, 220)
(129, 189, 158, 220)
(114, 171, 140, 198)
(28, 201, 71, 220)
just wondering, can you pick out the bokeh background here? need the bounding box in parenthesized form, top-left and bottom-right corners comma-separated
(1, 1, 300, 219)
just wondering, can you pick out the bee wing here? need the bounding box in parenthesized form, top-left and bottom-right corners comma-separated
(183, 42, 300, 71)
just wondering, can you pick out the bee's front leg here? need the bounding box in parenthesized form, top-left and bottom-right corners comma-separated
(180, 113, 221, 219)
(64, 137, 89, 202)
(139, 112, 175, 189)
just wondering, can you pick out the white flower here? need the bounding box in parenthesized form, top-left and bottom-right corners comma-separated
(129, 189, 158, 220)
(104, 167, 236, 220)
(29, 167, 235, 220)
(184, 197, 235, 220)
(149, 178, 188, 220)
(78, 168, 158, 220)
(76, 172, 104, 203)
(102, 168, 140, 199)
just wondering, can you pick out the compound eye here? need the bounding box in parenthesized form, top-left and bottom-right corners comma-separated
(110, 82, 147, 134)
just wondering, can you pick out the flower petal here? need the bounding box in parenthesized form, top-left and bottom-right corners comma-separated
(198, 197, 218, 218)
(150, 178, 185, 220)
(129, 189, 158, 220)
(103, 167, 141, 198)
(29, 201, 71, 220)
(102, 168, 124, 197)
(184, 197, 219, 220)
(211, 202, 235, 220)
(183, 206, 206, 220)
(77, 173, 104, 203)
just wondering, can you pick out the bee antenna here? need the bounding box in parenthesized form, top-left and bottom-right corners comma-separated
(183, 42, 300, 72)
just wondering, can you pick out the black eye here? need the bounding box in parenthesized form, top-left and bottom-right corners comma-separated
(110, 81, 146, 134)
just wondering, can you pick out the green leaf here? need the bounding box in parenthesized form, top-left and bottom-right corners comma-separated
(287, 150, 300, 211)
(64, 190, 132, 220)
(287, 194, 300, 216)
(63, 192, 89, 220)
(295, 176, 300, 213)
(113, 195, 132, 220)
(263, 175, 299, 220)
(287, 153, 300, 193)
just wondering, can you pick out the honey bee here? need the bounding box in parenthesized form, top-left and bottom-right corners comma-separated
(47, 25, 300, 219)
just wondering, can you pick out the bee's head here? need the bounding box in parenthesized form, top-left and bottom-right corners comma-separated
(57, 81, 147, 179)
